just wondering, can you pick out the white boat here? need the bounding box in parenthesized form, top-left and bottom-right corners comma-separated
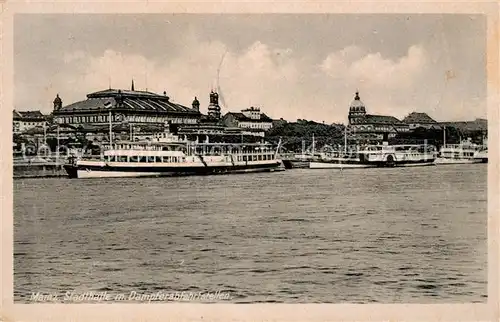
(64, 126, 284, 179)
(63, 109, 285, 178)
(473, 148, 488, 163)
(310, 144, 436, 169)
(434, 141, 483, 164)
(64, 140, 284, 179)
(356, 143, 437, 167)
(434, 126, 484, 164)
(309, 126, 374, 169)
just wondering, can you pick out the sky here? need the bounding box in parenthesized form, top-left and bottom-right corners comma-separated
(14, 14, 486, 124)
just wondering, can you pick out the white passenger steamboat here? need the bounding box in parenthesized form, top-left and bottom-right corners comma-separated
(434, 141, 483, 164)
(64, 131, 284, 179)
(311, 143, 436, 168)
(309, 148, 375, 169)
(356, 143, 437, 167)
(308, 128, 376, 169)
(434, 127, 486, 164)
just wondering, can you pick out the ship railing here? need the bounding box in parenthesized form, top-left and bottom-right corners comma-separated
(442, 144, 480, 151)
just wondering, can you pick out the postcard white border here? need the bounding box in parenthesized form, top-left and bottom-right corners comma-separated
(1, 1, 498, 321)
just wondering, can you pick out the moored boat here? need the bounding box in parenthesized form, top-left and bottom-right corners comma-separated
(356, 143, 437, 167)
(63, 135, 284, 179)
(310, 143, 436, 169)
(434, 126, 484, 165)
(434, 141, 483, 165)
(473, 147, 488, 163)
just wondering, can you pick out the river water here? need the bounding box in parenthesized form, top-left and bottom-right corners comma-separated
(13, 164, 487, 303)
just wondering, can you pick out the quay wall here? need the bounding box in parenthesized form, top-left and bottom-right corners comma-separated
(14, 164, 67, 179)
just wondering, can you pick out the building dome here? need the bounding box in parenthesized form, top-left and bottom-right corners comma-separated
(349, 91, 365, 113)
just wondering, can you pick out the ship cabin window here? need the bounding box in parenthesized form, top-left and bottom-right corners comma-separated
(243, 156, 247, 161)
(258, 155, 262, 161)
(139, 156, 147, 163)
(162, 156, 170, 163)
(172, 157, 177, 163)
(118, 156, 128, 162)
(155, 156, 162, 163)
(147, 156, 155, 163)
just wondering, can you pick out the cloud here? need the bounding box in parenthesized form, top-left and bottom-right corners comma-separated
(32, 39, 484, 124)
(321, 45, 427, 89)
(57, 40, 306, 121)
(14, 15, 487, 124)
(319, 45, 436, 120)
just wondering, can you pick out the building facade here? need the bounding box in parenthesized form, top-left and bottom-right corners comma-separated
(52, 86, 202, 128)
(13, 110, 48, 134)
(347, 91, 409, 141)
(222, 107, 273, 132)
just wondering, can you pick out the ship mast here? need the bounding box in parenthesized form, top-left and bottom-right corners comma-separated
(312, 133, 315, 155)
(443, 125, 446, 147)
(109, 110, 113, 147)
(344, 126, 347, 155)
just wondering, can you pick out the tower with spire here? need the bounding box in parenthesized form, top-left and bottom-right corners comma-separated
(192, 96, 200, 111)
(207, 90, 221, 119)
(53, 94, 62, 111)
(348, 91, 367, 125)
(131, 79, 135, 91)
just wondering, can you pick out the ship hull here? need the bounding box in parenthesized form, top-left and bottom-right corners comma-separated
(310, 159, 435, 169)
(434, 158, 483, 165)
(309, 160, 375, 169)
(64, 162, 283, 179)
(369, 160, 436, 167)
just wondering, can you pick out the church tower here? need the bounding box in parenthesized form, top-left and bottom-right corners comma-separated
(53, 94, 62, 111)
(207, 91, 221, 119)
(348, 91, 367, 125)
(192, 96, 200, 111)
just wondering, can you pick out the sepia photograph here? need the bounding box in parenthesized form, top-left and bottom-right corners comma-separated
(2, 1, 498, 321)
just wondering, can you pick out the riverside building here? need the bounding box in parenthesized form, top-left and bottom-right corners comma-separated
(52, 82, 201, 128)
(347, 91, 410, 142)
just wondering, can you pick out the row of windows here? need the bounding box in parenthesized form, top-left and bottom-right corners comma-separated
(239, 154, 275, 161)
(15, 121, 44, 127)
(441, 152, 475, 157)
(58, 115, 197, 124)
(238, 122, 272, 129)
(60, 115, 119, 123)
(105, 154, 275, 163)
(106, 155, 185, 163)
